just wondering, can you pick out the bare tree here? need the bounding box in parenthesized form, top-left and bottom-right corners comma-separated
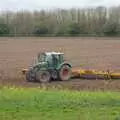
(0, 6, 120, 36)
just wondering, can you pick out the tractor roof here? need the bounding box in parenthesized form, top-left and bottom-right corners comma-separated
(45, 52, 64, 55)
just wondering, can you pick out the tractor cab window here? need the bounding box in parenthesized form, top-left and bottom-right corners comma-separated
(38, 53, 46, 62)
(59, 54, 64, 63)
(52, 54, 64, 66)
(52, 55, 59, 67)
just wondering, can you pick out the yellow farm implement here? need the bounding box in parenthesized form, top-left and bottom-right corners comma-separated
(72, 69, 120, 80)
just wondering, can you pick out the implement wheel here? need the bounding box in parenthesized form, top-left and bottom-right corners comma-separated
(36, 71, 51, 83)
(59, 64, 71, 81)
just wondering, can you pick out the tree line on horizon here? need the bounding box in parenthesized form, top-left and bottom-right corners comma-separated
(0, 6, 120, 36)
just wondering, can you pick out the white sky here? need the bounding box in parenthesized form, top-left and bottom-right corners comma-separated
(0, 0, 120, 11)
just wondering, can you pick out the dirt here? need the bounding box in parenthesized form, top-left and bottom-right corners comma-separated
(0, 37, 120, 91)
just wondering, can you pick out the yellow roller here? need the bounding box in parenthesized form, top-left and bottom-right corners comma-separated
(72, 69, 120, 79)
(110, 73, 120, 79)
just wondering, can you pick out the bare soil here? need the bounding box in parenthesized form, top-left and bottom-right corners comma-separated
(0, 37, 120, 91)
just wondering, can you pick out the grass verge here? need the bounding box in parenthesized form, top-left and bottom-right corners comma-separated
(0, 86, 120, 120)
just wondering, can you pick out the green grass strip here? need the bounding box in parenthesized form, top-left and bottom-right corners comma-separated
(0, 86, 120, 120)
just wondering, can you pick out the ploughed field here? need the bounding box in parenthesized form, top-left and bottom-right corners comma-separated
(0, 37, 120, 91)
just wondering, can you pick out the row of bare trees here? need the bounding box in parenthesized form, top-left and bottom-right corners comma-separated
(0, 6, 120, 36)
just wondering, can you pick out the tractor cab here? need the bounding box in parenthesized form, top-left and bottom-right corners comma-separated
(37, 52, 64, 68)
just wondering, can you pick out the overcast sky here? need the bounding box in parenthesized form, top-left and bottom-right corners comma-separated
(0, 0, 120, 11)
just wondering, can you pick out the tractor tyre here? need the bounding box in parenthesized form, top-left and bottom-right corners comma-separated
(26, 70, 35, 82)
(36, 71, 51, 83)
(59, 64, 71, 81)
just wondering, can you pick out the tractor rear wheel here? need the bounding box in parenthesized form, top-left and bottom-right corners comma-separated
(59, 65, 71, 81)
(36, 71, 51, 83)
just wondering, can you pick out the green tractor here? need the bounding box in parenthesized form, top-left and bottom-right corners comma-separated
(22, 52, 72, 83)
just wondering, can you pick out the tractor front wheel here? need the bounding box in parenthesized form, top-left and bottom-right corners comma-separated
(59, 65, 71, 81)
(36, 71, 51, 83)
(26, 70, 35, 82)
